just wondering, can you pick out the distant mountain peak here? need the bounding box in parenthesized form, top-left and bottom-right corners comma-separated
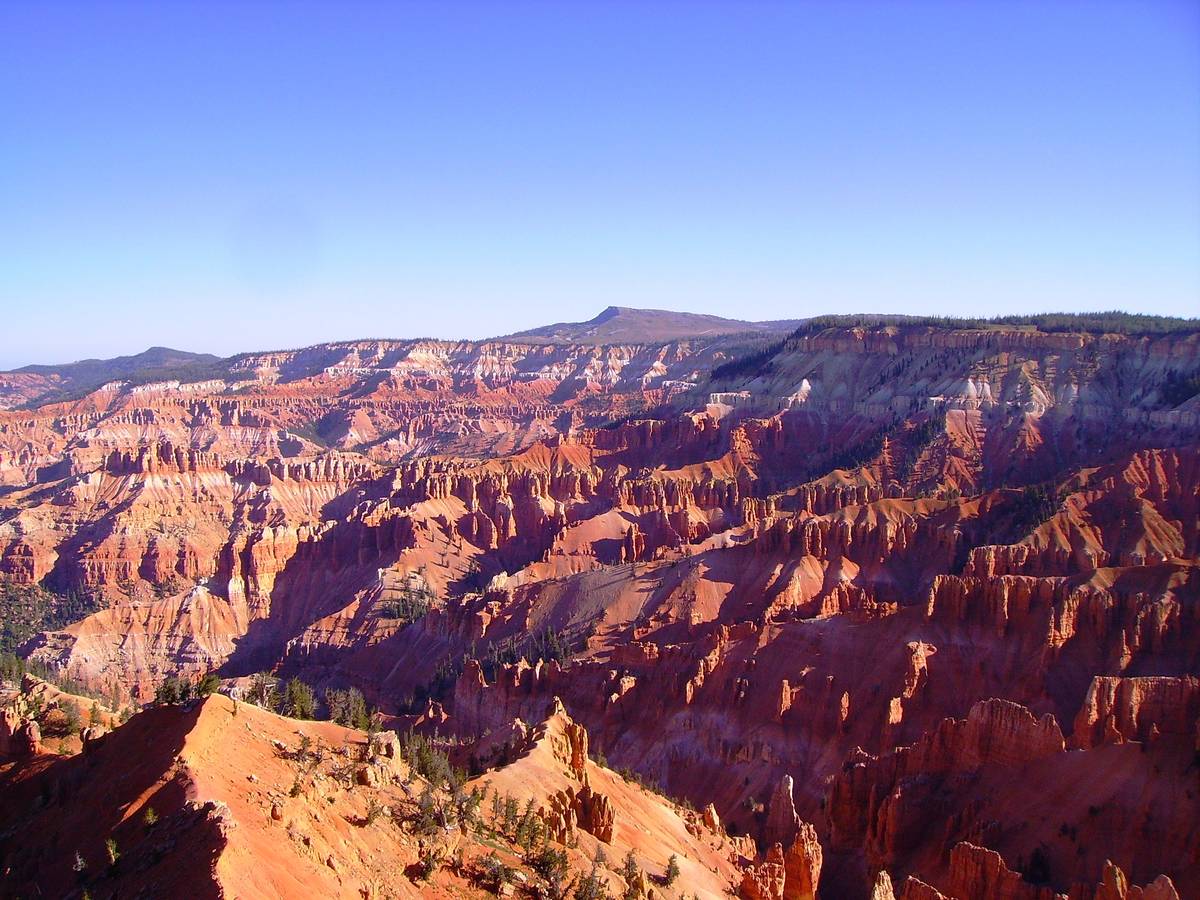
(2, 347, 223, 408)
(504, 306, 800, 345)
(589, 305, 625, 323)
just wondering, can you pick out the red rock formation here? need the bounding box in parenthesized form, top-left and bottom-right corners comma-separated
(765, 774, 801, 848)
(829, 700, 1065, 855)
(897, 845, 1182, 900)
(1, 321, 1198, 897)
(870, 870, 898, 900)
(740, 823, 823, 900)
(1072, 676, 1200, 749)
(543, 777, 616, 844)
(0, 708, 40, 757)
(941, 842, 1060, 900)
(741, 843, 787, 900)
(782, 822, 822, 900)
(1087, 860, 1180, 900)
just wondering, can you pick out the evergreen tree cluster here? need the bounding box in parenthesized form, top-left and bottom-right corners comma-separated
(0, 581, 102, 654)
(324, 686, 371, 729)
(1159, 368, 1200, 408)
(481, 626, 575, 680)
(154, 672, 220, 705)
(710, 340, 784, 381)
(400, 731, 485, 835)
(708, 312, 1200, 390)
(790, 311, 1200, 338)
(282, 677, 316, 718)
(894, 409, 948, 483)
(0, 652, 108, 704)
(377, 585, 433, 624)
(819, 428, 888, 476)
(995, 482, 1062, 544)
(243, 672, 381, 729)
(398, 626, 580, 714)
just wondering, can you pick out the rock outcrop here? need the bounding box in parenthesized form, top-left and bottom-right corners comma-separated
(0, 708, 40, 757)
(764, 774, 801, 848)
(739, 823, 823, 900)
(829, 699, 1066, 857)
(1073, 676, 1200, 749)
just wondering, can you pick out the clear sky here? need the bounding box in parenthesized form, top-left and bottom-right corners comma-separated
(1, 1, 1197, 368)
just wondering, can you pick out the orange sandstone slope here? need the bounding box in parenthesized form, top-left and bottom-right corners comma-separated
(0, 692, 745, 899)
(2, 696, 437, 899)
(468, 697, 743, 896)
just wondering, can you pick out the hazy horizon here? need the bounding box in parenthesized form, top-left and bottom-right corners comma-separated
(7, 303, 1200, 372)
(3, 1, 1197, 369)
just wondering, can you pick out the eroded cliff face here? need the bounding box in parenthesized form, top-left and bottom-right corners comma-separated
(1, 322, 1198, 897)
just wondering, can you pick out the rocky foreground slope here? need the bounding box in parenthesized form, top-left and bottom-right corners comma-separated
(1, 310, 1198, 898)
(0, 680, 744, 898)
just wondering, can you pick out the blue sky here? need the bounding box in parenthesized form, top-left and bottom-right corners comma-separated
(1, 1, 1197, 367)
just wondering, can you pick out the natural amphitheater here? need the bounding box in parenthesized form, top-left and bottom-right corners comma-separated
(1, 308, 1196, 899)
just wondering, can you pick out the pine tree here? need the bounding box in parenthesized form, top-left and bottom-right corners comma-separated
(62, 700, 82, 735)
(196, 672, 221, 696)
(502, 794, 519, 837)
(283, 677, 315, 719)
(490, 789, 504, 832)
(347, 688, 369, 730)
(620, 849, 639, 884)
(248, 672, 278, 710)
(574, 856, 610, 900)
(664, 854, 680, 886)
(155, 676, 181, 705)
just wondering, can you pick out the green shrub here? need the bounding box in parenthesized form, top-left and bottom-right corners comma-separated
(528, 845, 569, 882)
(477, 852, 515, 892)
(620, 848, 639, 885)
(62, 700, 82, 735)
(413, 844, 442, 881)
(574, 858, 611, 900)
(377, 586, 432, 623)
(196, 672, 221, 696)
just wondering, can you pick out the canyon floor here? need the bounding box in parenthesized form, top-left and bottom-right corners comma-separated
(1, 309, 1197, 899)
